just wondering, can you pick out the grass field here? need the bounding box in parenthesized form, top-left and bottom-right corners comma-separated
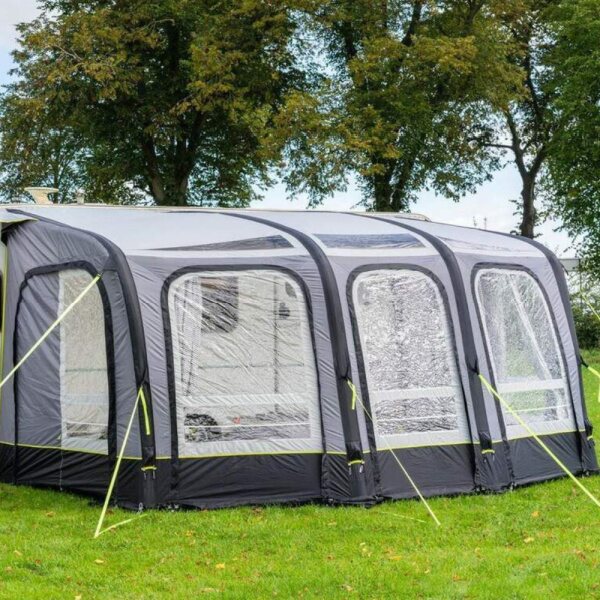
(1, 353, 600, 599)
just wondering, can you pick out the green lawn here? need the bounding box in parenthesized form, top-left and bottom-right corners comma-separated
(2, 353, 600, 599)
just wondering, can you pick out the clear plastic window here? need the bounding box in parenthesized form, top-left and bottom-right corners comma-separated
(315, 233, 423, 249)
(154, 235, 293, 252)
(475, 268, 575, 437)
(352, 269, 470, 448)
(168, 270, 322, 456)
(60, 270, 109, 453)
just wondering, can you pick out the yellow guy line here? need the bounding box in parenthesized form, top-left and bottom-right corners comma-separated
(0, 268, 145, 539)
(580, 291, 600, 401)
(347, 379, 441, 527)
(0, 245, 9, 410)
(139, 387, 151, 435)
(478, 373, 600, 509)
(347, 379, 357, 410)
(94, 386, 147, 538)
(581, 290, 600, 325)
(0, 274, 102, 391)
(583, 363, 600, 405)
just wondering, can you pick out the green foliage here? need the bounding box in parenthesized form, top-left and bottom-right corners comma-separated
(572, 301, 600, 350)
(0, 92, 87, 204)
(545, 0, 600, 272)
(468, 0, 564, 238)
(0, 353, 599, 597)
(570, 272, 600, 349)
(0, 0, 310, 205)
(1, 0, 598, 218)
(283, 0, 523, 211)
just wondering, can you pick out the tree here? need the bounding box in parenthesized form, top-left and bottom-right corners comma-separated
(1, 0, 309, 206)
(0, 92, 86, 203)
(473, 0, 564, 238)
(544, 0, 600, 271)
(283, 0, 521, 212)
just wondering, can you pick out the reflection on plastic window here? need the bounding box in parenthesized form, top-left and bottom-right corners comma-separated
(353, 269, 470, 447)
(169, 270, 322, 454)
(200, 277, 239, 333)
(315, 233, 423, 250)
(60, 270, 109, 451)
(475, 268, 575, 434)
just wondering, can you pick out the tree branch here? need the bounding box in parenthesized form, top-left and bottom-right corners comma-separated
(504, 110, 529, 180)
(141, 135, 165, 203)
(467, 136, 513, 151)
(401, 1, 423, 47)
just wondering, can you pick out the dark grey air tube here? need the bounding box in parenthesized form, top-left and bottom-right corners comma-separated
(9, 209, 157, 506)
(493, 230, 596, 471)
(349, 213, 513, 489)
(221, 212, 369, 500)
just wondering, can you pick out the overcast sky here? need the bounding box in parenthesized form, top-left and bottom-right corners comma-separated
(0, 0, 574, 256)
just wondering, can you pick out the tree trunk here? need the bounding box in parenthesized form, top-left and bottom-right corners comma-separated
(142, 135, 193, 206)
(148, 174, 166, 204)
(390, 154, 416, 212)
(372, 173, 393, 211)
(390, 186, 410, 213)
(519, 172, 536, 238)
(161, 181, 189, 206)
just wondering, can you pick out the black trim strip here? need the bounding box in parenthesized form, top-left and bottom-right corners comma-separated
(12, 261, 117, 489)
(219, 212, 367, 493)
(160, 264, 326, 498)
(8, 210, 157, 473)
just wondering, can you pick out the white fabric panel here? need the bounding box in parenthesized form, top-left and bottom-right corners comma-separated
(394, 218, 543, 257)
(12, 206, 303, 254)
(59, 270, 109, 453)
(168, 269, 322, 456)
(475, 268, 576, 438)
(352, 269, 471, 448)
(256, 211, 438, 257)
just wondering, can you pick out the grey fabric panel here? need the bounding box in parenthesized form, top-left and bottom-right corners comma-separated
(393, 218, 545, 258)
(5, 219, 112, 271)
(11, 207, 305, 253)
(0, 220, 140, 460)
(101, 270, 141, 458)
(0, 211, 36, 224)
(0, 241, 20, 444)
(329, 254, 481, 452)
(457, 253, 586, 475)
(128, 254, 344, 460)
(525, 261, 586, 432)
(173, 454, 322, 508)
(15, 273, 61, 448)
(376, 444, 476, 499)
(510, 432, 585, 484)
(247, 211, 432, 238)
